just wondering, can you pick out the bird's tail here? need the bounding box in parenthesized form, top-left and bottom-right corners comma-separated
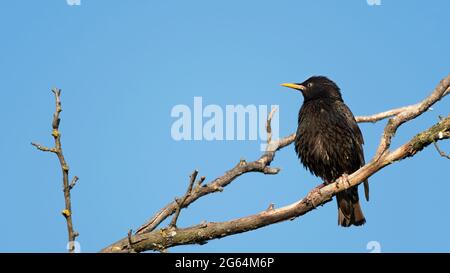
(336, 187, 366, 227)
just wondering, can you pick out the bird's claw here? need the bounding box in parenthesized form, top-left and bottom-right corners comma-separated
(306, 184, 324, 208)
(337, 173, 351, 189)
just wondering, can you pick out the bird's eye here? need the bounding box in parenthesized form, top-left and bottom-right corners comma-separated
(307, 82, 314, 88)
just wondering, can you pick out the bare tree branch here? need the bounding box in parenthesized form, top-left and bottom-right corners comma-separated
(169, 170, 199, 228)
(100, 75, 449, 253)
(32, 88, 79, 253)
(374, 79, 450, 159)
(133, 77, 450, 236)
(134, 108, 285, 235)
(433, 141, 450, 159)
(134, 131, 284, 234)
(101, 115, 450, 253)
(102, 119, 449, 252)
(356, 105, 418, 123)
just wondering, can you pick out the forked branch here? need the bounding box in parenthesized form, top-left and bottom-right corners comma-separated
(101, 75, 450, 253)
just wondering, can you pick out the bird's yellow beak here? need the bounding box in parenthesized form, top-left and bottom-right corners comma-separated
(280, 83, 306, 91)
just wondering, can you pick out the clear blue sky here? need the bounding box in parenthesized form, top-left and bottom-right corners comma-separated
(0, 1, 449, 253)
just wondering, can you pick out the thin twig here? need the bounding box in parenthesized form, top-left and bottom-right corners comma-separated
(196, 176, 206, 188)
(127, 229, 136, 253)
(356, 105, 416, 123)
(32, 88, 79, 253)
(169, 170, 198, 228)
(433, 141, 450, 159)
(266, 107, 278, 144)
(69, 176, 79, 190)
(30, 143, 57, 153)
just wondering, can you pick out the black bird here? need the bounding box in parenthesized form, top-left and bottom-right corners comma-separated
(282, 76, 369, 227)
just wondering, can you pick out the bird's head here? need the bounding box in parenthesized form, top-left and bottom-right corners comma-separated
(281, 76, 342, 102)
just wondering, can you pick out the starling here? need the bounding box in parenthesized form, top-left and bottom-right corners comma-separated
(282, 76, 369, 227)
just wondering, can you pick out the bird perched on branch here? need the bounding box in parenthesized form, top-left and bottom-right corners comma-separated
(282, 76, 369, 227)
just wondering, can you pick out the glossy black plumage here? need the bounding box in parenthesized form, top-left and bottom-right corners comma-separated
(283, 76, 368, 227)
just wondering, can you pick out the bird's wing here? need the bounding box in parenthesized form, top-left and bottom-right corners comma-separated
(336, 101, 369, 201)
(337, 102, 364, 146)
